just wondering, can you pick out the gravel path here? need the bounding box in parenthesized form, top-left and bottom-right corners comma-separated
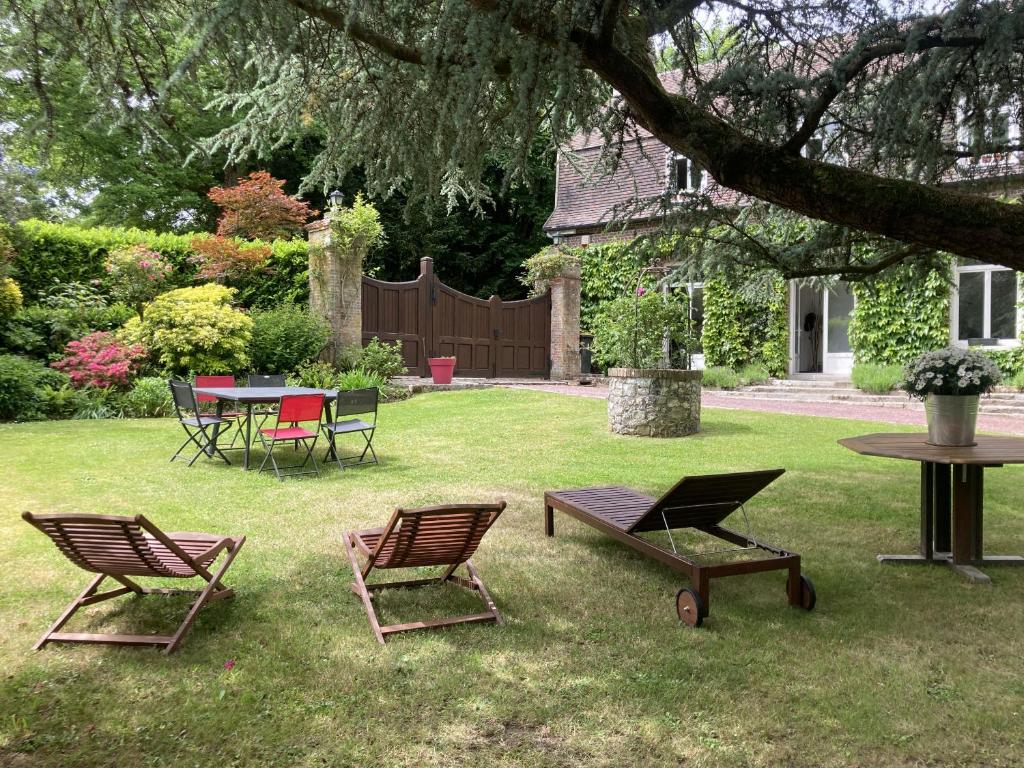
(508, 384, 1024, 436)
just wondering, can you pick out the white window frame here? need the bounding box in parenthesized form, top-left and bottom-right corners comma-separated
(951, 262, 1021, 345)
(956, 98, 1021, 165)
(667, 152, 708, 194)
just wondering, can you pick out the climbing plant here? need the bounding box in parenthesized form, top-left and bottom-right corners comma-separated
(849, 263, 951, 366)
(701, 274, 788, 377)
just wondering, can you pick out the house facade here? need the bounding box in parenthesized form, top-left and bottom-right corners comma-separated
(543, 75, 1023, 377)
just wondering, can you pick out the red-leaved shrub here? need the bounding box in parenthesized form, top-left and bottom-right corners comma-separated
(190, 236, 272, 283)
(207, 171, 316, 241)
(52, 332, 147, 389)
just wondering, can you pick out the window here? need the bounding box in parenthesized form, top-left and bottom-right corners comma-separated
(957, 99, 1020, 155)
(669, 153, 707, 194)
(955, 261, 1019, 342)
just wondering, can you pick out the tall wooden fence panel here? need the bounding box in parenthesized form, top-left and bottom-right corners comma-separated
(361, 257, 550, 378)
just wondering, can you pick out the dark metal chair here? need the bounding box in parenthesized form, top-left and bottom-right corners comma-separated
(194, 375, 245, 449)
(322, 387, 379, 470)
(257, 392, 325, 481)
(247, 374, 287, 436)
(168, 380, 233, 466)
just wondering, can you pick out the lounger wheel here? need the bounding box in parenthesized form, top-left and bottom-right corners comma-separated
(787, 574, 816, 611)
(675, 588, 704, 628)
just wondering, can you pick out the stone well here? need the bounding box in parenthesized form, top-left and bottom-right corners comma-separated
(607, 368, 703, 437)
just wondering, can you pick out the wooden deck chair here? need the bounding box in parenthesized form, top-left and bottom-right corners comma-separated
(544, 469, 815, 628)
(344, 502, 506, 644)
(22, 512, 245, 654)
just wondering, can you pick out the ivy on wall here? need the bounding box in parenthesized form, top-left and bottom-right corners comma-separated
(701, 275, 788, 377)
(848, 263, 951, 366)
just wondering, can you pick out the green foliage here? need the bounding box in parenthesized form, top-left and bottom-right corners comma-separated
(702, 275, 788, 377)
(578, 242, 656, 332)
(591, 291, 693, 370)
(122, 285, 252, 375)
(235, 239, 311, 307)
(358, 338, 406, 381)
(329, 194, 384, 257)
(0, 354, 70, 421)
(104, 245, 175, 318)
(289, 361, 340, 389)
(849, 265, 951, 366)
(520, 247, 580, 296)
(0, 278, 23, 323)
(982, 346, 1024, 378)
(1007, 370, 1024, 391)
(124, 377, 175, 418)
(250, 304, 328, 375)
(36, 384, 89, 420)
(851, 363, 903, 394)
(73, 387, 128, 420)
(1, 302, 136, 361)
(9, 220, 308, 308)
(335, 368, 386, 391)
(700, 366, 741, 389)
(737, 363, 771, 386)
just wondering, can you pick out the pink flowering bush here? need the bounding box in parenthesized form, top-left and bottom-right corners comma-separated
(52, 332, 147, 389)
(104, 245, 174, 319)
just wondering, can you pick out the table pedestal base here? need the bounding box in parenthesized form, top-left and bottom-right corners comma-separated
(877, 552, 1024, 584)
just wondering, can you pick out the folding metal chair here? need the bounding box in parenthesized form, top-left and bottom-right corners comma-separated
(257, 392, 325, 481)
(169, 380, 233, 466)
(322, 387, 379, 470)
(194, 375, 245, 449)
(247, 373, 286, 436)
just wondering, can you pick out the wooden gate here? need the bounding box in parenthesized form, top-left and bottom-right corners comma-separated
(362, 257, 550, 378)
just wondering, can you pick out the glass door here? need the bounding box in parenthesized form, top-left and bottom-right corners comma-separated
(823, 283, 854, 375)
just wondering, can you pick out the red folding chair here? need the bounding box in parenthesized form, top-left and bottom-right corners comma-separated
(194, 375, 245, 449)
(257, 393, 325, 480)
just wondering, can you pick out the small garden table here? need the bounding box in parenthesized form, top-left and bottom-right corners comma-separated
(838, 432, 1024, 583)
(192, 386, 339, 471)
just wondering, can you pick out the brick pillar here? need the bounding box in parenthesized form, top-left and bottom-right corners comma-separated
(307, 216, 362, 364)
(545, 264, 581, 380)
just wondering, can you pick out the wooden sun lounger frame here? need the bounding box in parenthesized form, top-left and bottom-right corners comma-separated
(23, 512, 245, 654)
(544, 469, 815, 627)
(344, 502, 505, 644)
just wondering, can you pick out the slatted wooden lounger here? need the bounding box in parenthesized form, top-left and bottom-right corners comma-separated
(23, 512, 245, 653)
(544, 469, 815, 627)
(344, 502, 505, 644)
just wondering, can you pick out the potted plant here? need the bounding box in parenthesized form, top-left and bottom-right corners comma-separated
(594, 279, 701, 437)
(901, 347, 1002, 446)
(427, 355, 457, 384)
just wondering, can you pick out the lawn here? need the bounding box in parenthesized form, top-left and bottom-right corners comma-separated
(2, 388, 1023, 767)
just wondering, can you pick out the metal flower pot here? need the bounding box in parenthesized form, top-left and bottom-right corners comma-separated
(925, 394, 979, 447)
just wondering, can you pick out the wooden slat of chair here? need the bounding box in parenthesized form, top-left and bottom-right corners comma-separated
(23, 512, 245, 654)
(345, 502, 506, 644)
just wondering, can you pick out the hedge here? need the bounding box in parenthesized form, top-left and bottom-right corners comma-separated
(9, 220, 309, 306)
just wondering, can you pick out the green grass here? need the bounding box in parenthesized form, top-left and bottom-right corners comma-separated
(2, 389, 1024, 767)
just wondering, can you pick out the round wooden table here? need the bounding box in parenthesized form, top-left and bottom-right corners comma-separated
(838, 433, 1024, 583)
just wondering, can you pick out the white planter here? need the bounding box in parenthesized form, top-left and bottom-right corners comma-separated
(924, 394, 980, 447)
(607, 368, 702, 437)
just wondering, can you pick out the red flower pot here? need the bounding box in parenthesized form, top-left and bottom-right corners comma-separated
(428, 357, 456, 384)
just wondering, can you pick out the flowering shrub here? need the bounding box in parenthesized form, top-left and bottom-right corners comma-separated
(900, 347, 1002, 399)
(190, 236, 272, 283)
(591, 291, 695, 370)
(51, 332, 147, 389)
(207, 171, 316, 241)
(0, 277, 23, 323)
(119, 284, 252, 375)
(104, 245, 174, 319)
